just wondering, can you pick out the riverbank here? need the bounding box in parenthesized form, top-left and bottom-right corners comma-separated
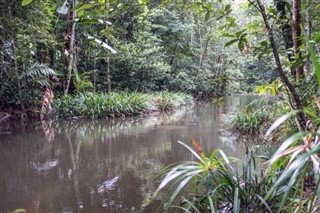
(53, 91, 194, 119)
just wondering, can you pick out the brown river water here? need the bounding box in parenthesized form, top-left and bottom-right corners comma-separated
(0, 95, 257, 213)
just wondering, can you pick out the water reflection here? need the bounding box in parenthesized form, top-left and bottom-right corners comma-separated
(0, 96, 255, 213)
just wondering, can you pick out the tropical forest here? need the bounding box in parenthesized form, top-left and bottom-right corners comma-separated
(1, 0, 320, 212)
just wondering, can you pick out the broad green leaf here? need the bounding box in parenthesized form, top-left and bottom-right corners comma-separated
(222, 33, 235, 38)
(238, 42, 244, 51)
(225, 39, 238, 48)
(240, 37, 247, 43)
(205, 11, 210, 21)
(225, 4, 231, 11)
(235, 29, 246, 38)
(22, 0, 32, 6)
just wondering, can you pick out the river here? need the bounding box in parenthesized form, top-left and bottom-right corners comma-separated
(0, 95, 256, 213)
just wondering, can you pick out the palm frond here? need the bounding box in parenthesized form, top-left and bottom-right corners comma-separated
(21, 62, 56, 85)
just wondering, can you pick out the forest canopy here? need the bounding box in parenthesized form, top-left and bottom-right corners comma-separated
(0, 0, 319, 121)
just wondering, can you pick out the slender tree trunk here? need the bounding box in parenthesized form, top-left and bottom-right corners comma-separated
(0, 7, 4, 78)
(106, 49, 111, 93)
(0, 39, 4, 80)
(64, 0, 77, 96)
(274, 0, 295, 76)
(170, 36, 180, 71)
(189, 11, 194, 44)
(255, 0, 306, 127)
(305, 0, 312, 72)
(197, 15, 203, 70)
(93, 60, 97, 93)
(104, 23, 112, 93)
(199, 31, 212, 69)
(292, 0, 303, 80)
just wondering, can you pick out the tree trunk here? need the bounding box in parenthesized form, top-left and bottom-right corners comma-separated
(274, 0, 295, 76)
(305, 0, 312, 72)
(197, 15, 203, 70)
(0, 39, 4, 80)
(200, 29, 213, 69)
(105, 22, 112, 93)
(106, 50, 111, 93)
(189, 11, 194, 44)
(255, 0, 306, 128)
(292, 0, 303, 80)
(64, 0, 77, 96)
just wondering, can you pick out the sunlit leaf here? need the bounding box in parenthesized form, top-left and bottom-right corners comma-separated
(10, 209, 26, 213)
(22, 0, 32, 6)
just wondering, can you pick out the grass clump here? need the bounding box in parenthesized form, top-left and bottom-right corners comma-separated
(53, 91, 193, 119)
(227, 98, 290, 137)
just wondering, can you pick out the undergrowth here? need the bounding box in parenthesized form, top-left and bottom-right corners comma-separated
(225, 98, 295, 143)
(53, 91, 193, 119)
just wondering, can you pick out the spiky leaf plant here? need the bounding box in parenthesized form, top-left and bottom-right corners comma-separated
(153, 139, 275, 213)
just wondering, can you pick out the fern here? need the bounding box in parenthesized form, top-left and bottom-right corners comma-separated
(21, 62, 57, 86)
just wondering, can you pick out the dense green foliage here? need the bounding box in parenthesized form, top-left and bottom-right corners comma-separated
(1, 0, 273, 119)
(151, 0, 320, 212)
(54, 91, 193, 118)
(2, 0, 320, 212)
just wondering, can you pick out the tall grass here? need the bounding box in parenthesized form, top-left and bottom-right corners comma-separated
(53, 91, 193, 119)
(227, 98, 292, 139)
